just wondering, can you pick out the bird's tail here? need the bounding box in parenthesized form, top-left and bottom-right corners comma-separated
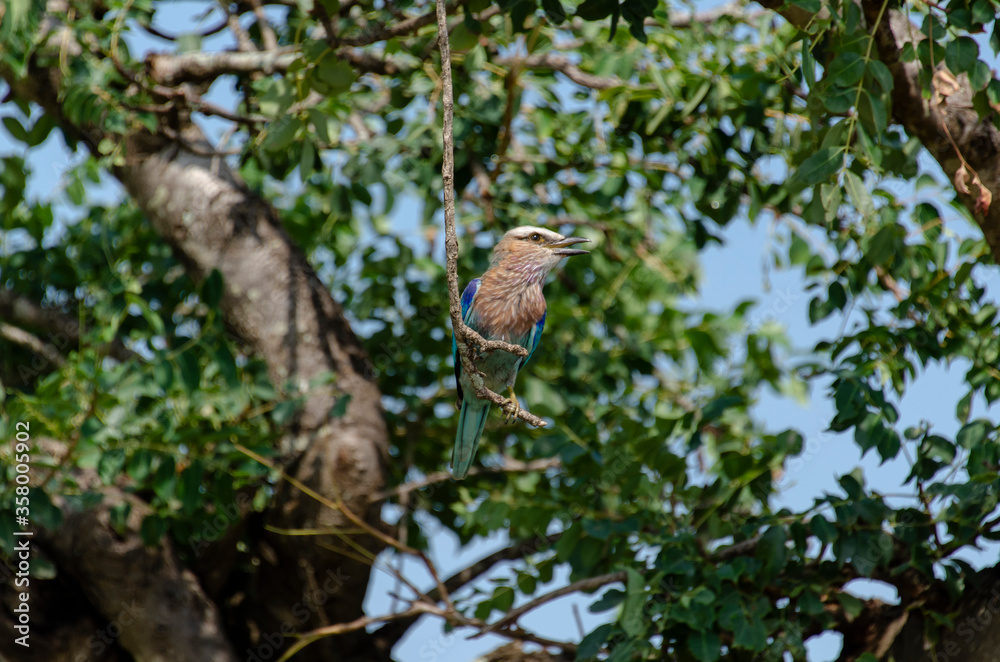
(452, 399, 490, 480)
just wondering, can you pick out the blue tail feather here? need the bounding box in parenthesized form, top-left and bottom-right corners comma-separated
(452, 399, 490, 479)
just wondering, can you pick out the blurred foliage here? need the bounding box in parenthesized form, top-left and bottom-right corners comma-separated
(2, 0, 1000, 660)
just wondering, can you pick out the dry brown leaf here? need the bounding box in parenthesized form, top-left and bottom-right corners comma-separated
(954, 163, 971, 195)
(932, 69, 960, 106)
(953, 163, 993, 215)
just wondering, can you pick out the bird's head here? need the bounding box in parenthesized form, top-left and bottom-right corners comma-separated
(490, 226, 590, 282)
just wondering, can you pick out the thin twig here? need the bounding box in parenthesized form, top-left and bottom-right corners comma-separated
(336, 0, 459, 47)
(496, 52, 640, 90)
(234, 443, 449, 609)
(277, 605, 435, 662)
(372, 533, 562, 647)
(140, 16, 229, 41)
(248, 0, 278, 50)
(485, 571, 627, 632)
(418, 602, 577, 652)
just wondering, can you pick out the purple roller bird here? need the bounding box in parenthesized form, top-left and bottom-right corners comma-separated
(451, 226, 590, 479)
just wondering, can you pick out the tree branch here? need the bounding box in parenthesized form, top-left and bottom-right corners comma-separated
(146, 49, 297, 85)
(497, 52, 635, 90)
(0, 290, 133, 362)
(0, 322, 66, 366)
(486, 571, 627, 632)
(372, 533, 562, 648)
(335, 0, 460, 47)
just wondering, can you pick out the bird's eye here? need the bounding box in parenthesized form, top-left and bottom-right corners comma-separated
(529, 233, 542, 242)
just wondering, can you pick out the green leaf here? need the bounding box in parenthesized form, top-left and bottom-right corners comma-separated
(98, 449, 126, 485)
(127, 449, 154, 482)
(867, 60, 893, 93)
(968, 60, 991, 91)
(126, 293, 166, 336)
(945, 37, 979, 74)
(2, 116, 28, 142)
(835, 592, 865, 619)
(140, 514, 168, 546)
(755, 526, 788, 579)
(688, 631, 721, 662)
(811, 515, 837, 544)
(328, 393, 351, 418)
(956, 420, 988, 449)
(153, 360, 174, 390)
(576, 623, 612, 660)
(844, 171, 874, 216)
(801, 40, 816, 88)
(826, 52, 865, 87)
(153, 455, 176, 502)
(702, 395, 742, 421)
(203, 269, 224, 309)
(108, 502, 131, 535)
(791, 148, 841, 186)
(314, 58, 356, 96)
(731, 609, 768, 650)
(576, 0, 613, 21)
(858, 90, 887, 134)
(176, 351, 201, 392)
(264, 116, 303, 152)
(214, 344, 239, 388)
(273, 398, 303, 425)
(621, 568, 645, 637)
(956, 391, 973, 424)
(542, 0, 566, 23)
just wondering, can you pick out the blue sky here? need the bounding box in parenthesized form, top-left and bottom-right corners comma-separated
(2, 1, 1000, 661)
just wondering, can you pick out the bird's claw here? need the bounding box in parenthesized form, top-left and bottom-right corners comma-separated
(503, 388, 520, 424)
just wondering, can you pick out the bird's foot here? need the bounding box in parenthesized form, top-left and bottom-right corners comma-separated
(503, 388, 520, 424)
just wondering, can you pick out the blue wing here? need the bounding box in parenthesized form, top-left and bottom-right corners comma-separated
(519, 310, 545, 371)
(453, 279, 481, 401)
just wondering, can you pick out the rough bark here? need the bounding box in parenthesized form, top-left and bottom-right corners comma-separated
(0, 565, 128, 662)
(41, 490, 239, 662)
(881, 566, 1000, 662)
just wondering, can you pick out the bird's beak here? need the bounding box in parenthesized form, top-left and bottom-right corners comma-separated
(549, 236, 590, 256)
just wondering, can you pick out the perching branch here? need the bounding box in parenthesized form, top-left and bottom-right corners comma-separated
(435, 0, 546, 430)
